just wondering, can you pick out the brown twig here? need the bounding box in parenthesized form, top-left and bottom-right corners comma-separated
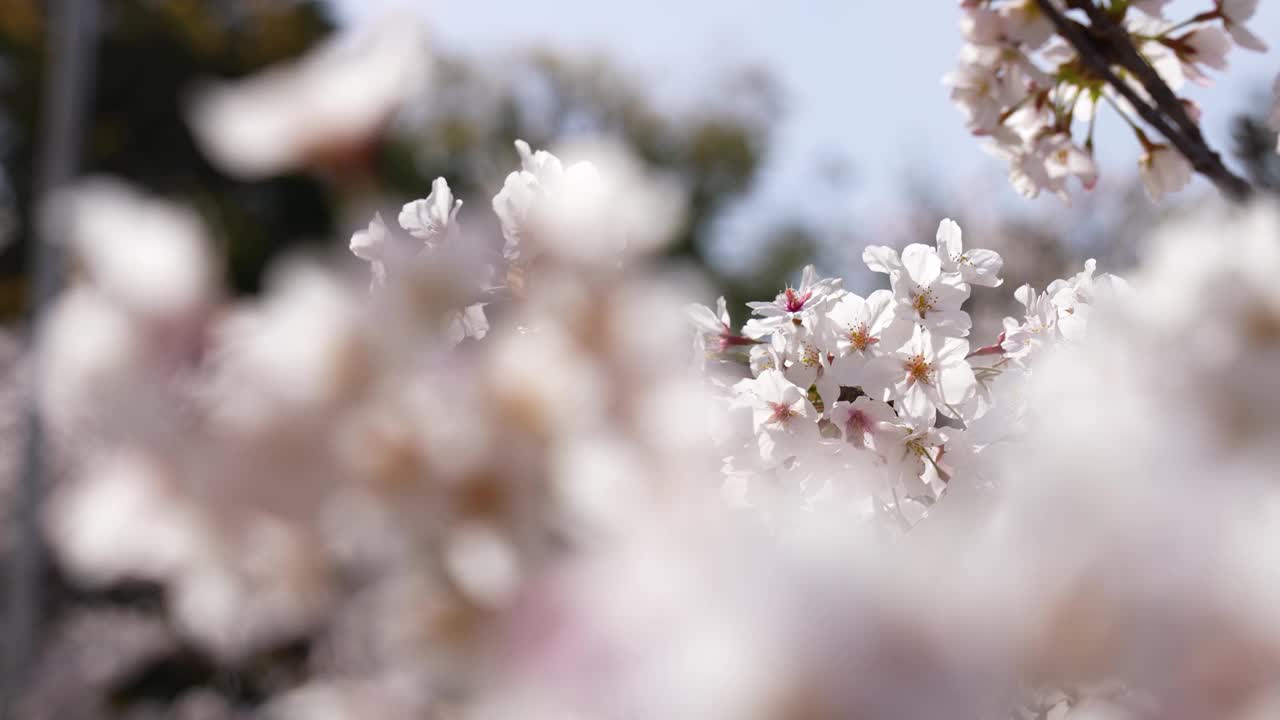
(1034, 0, 1252, 201)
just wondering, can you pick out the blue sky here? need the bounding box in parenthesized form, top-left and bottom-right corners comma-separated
(332, 0, 1280, 238)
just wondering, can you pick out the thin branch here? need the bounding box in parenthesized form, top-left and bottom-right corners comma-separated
(1071, 1, 1247, 195)
(1034, 0, 1252, 201)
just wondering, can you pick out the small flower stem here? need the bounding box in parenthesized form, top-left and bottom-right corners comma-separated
(1101, 91, 1153, 148)
(1158, 9, 1220, 37)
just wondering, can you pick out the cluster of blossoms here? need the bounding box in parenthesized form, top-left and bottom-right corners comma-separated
(693, 217, 1126, 530)
(946, 0, 1267, 201)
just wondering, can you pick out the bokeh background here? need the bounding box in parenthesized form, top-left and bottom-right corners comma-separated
(3, 2, 1280, 713)
(2, 0, 1279, 324)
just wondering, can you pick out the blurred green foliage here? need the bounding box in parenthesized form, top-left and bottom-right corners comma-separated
(0, 0, 339, 313)
(0, 0, 811, 320)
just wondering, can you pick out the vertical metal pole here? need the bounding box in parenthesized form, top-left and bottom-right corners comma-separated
(0, 0, 98, 714)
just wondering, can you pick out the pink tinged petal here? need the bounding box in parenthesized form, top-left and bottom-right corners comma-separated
(968, 336, 1004, 357)
(901, 244, 942, 287)
(1228, 22, 1268, 52)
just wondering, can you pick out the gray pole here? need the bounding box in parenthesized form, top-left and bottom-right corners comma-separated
(0, 0, 99, 715)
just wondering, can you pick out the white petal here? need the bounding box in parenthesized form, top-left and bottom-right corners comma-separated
(862, 245, 902, 275)
(962, 248, 1004, 287)
(935, 218, 963, 261)
(901, 244, 942, 287)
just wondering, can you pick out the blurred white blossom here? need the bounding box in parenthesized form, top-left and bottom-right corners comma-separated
(187, 15, 430, 179)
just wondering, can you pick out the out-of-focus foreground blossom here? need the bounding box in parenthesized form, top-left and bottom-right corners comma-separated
(186, 15, 430, 179)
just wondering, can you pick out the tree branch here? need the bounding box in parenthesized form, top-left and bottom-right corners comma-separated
(1034, 0, 1252, 201)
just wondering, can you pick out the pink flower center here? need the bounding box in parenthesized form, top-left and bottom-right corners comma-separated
(716, 331, 756, 352)
(768, 401, 797, 424)
(905, 354, 933, 385)
(849, 323, 878, 352)
(784, 287, 813, 313)
(845, 410, 871, 448)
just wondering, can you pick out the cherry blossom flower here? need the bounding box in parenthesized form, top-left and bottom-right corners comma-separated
(349, 213, 403, 288)
(1180, 25, 1232, 74)
(875, 419, 948, 499)
(1001, 283, 1059, 362)
(885, 325, 976, 424)
(817, 290, 903, 404)
(935, 218, 1004, 287)
(1040, 133, 1099, 192)
(997, 0, 1055, 49)
(687, 297, 756, 367)
(732, 369, 820, 464)
(960, 5, 1004, 47)
(827, 396, 898, 452)
(743, 264, 843, 339)
(888, 244, 972, 337)
(944, 61, 1021, 135)
(1047, 258, 1100, 341)
(773, 329, 829, 391)
(492, 140, 565, 264)
(399, 177, 462, 248)
(492, 140, 684, 267)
